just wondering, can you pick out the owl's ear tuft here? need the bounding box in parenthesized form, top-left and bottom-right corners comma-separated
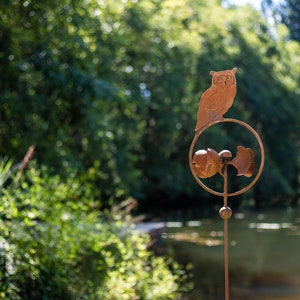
(232, 67, 237, 73)
(210, 71, 216, 76)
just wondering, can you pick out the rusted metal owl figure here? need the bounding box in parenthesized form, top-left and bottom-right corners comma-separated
(195, 67, 237, 132)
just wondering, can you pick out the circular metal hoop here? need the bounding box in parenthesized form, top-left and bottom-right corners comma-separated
(189, 118, 265, 197)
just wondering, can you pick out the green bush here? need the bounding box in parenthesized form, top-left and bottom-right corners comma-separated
(0, 164, 188, 300)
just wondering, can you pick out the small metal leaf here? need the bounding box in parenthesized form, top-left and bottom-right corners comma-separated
(228, 146, 254, 177)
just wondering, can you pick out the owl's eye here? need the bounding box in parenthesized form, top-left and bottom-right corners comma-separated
(218, 77, 223, 81)
(228, 76, 232, 80)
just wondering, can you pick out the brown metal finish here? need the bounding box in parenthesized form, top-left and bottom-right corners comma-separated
(189, 118, 265, 197)
(195, 67, 237, 132)
(189, 68, 265, 300)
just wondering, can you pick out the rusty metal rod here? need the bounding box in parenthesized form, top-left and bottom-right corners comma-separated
(219, 163, 231, 300)
(224, 217, 229, 300)
(224, 164, 229, 300)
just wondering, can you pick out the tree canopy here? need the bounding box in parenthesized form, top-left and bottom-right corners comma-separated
(0, 0, 299, 210)
(263, 0, 300, 42)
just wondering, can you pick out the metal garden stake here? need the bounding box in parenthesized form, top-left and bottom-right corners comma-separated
(189, 67, 265, 300)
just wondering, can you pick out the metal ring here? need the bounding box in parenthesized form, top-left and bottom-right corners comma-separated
(189, 118, 265, 197)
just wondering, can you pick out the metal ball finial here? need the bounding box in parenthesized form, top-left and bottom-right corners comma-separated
(219, 206, 232, 220)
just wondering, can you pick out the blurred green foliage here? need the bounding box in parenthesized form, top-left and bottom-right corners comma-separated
(263, 0, 300, 42)
(0, 0, 299, 209)
(0, 164, 189, 299)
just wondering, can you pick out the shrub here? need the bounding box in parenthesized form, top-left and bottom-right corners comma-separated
(0, 164, 188, 299)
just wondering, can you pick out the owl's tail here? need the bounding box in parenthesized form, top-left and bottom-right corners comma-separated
(195, 111, 222, 132)
(195, 109, 211, 132)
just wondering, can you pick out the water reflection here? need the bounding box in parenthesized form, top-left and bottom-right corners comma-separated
(163, 209, 300, 300)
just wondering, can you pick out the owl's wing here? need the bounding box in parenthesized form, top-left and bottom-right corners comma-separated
(195, 86, 223, 131)
(199, 86, 220, 110)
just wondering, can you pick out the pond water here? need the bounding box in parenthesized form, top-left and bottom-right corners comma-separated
(162, 208, 300, 300)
